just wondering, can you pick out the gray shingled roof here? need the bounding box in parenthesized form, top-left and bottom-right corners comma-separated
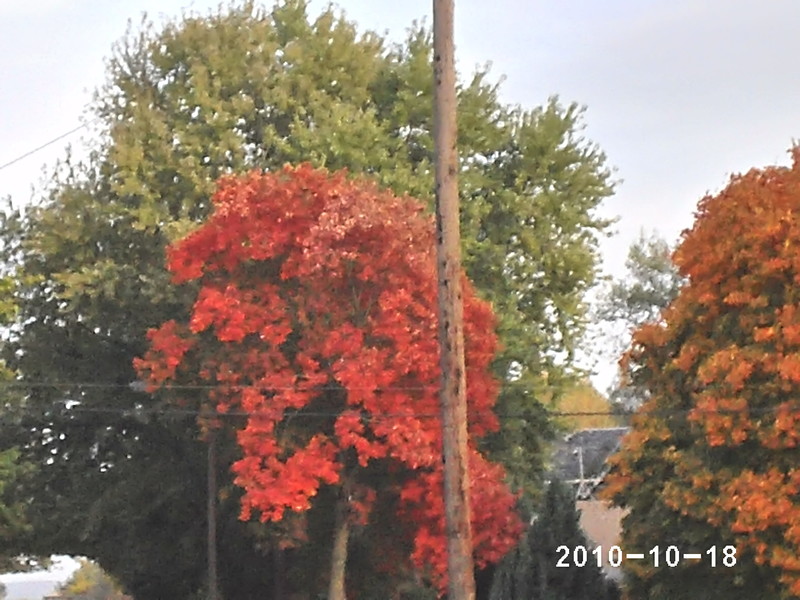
(547, 427, 629, 499)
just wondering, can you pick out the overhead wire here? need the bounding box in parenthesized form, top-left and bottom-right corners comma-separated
(0, 378, 795, 421)
(0, 404, 622, 421)
(0, 379, 623, 420)
(0, 379, 583, 392)
(0, 123, 90, 173)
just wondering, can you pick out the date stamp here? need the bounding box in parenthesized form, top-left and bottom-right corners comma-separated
(556, 545, 737, 569)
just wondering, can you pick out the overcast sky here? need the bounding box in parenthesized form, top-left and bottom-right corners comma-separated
(2, 0, 800, 384)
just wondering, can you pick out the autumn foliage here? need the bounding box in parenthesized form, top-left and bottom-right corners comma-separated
(604, 148, 800, 598)
(134, 164, 521, 590)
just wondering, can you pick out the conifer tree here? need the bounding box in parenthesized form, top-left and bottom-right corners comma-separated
(490, 479, 619, 600)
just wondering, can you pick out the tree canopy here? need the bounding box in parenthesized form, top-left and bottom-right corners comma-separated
(0, 274, 38, 575)
(59, 559, 130, 600)
(0, 1, 615, 597)
(592, 231, 683, 410)
(136, 165, 523, 595)
(604, 148, 800, 599)
(598, 232, 682, 333)
(551, 381, 623, 431)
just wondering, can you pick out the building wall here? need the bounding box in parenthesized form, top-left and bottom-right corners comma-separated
(576, 499, 628, 582)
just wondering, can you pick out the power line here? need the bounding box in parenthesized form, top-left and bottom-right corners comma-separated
(1, 379, 797, 422)
(0, 381, 621, 419)
(0, 379, 563, 392)
(1, 379, 797, 405)
(19, 404, 791, 419)
(0, 403, 623, 420)
(0, 379, 797, 405)
(0, 123, 88, 173)
(0, 390, 795, 421)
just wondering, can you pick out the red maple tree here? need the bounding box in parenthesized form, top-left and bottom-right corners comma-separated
(135, 164, 521, 595)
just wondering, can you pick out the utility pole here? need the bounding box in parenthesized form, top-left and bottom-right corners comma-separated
(432, 1, 476, 599)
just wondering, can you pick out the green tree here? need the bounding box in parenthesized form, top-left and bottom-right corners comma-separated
(592, 232, 683, 410)
(0, 1, 614, 597)
(59, 559, 130, 600)
(0, 449, 28, 572)
(489, 479, 619, 600)
(0, 272, 41, 575)
(600, 232, 682, 331)
(0, 276, 16, 325)
(551, 380, 623, 431)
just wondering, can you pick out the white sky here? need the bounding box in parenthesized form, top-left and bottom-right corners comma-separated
(2, 0, 800, 386)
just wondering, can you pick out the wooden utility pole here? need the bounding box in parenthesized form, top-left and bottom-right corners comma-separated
(432, 1, 476, 599)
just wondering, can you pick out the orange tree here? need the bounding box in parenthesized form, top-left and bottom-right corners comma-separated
(135, 165, 522, 597)
(604, 148, 800, 599)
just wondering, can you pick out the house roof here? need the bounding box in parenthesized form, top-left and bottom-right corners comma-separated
(548, 427, 629, 499)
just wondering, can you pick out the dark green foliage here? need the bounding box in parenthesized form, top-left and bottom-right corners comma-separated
(0, 448, 32, 573)
(489, 480, 620, 600)
(614, 496, 782, 600)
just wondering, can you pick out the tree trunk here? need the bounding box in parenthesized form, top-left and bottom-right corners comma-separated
(538, 548, 547, 599)
(273, 540, 286, 600)
(328, 497, 351, 600)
